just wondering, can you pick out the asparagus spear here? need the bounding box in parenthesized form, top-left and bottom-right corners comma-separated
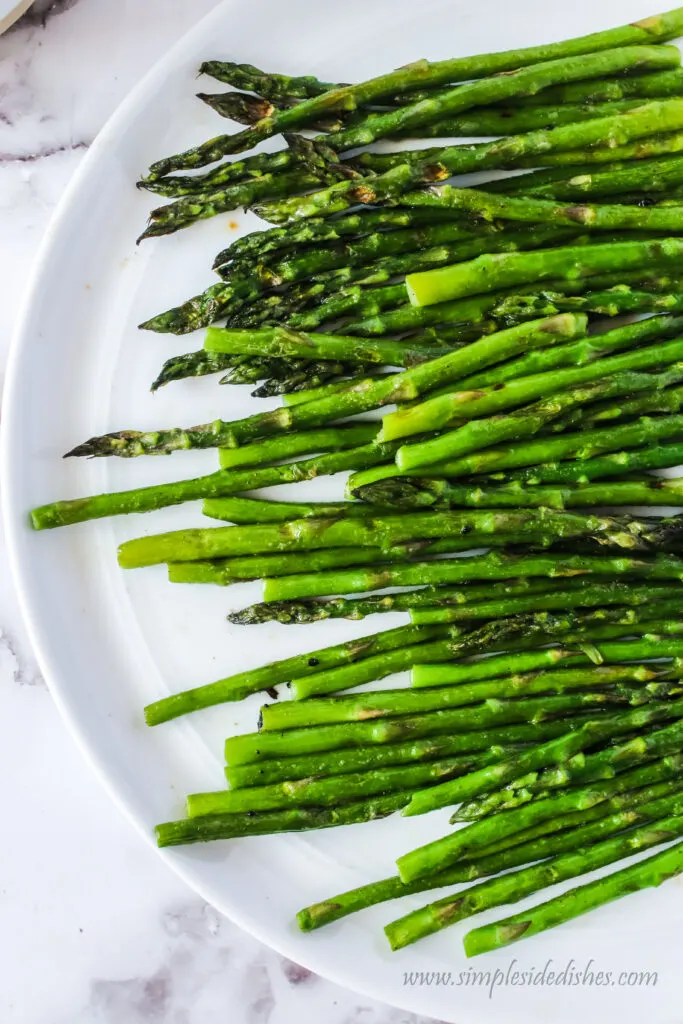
(571, 381, 683, 426)
(214, 206, 466, 264)
(150, 350, 235, 390)
(501, 153, 683, 200)
(117, 507, 680, 568)
(168, 535, 536, 586)
(384, 366, 683, 469)
(202, 325, 453, 368)
(507, 441, 683, 486)
(197, 90, 278, 125)
(213, 217, 502, 280)
(385, 338, 683, 465)
(463, 839, 683, 956)
(411, 582, 683, 625)
(197, 60, 339, 100)
(406, 700, 683, 817)
(202, 495, 392, 524)
(66, 315, 588, 457)
(412, 637, 683, 688)
(237, 581, 683, 626)
(458, 715, 683, 821)
(523, 67, 683, 106)
(355, 475, 683, 512)
(190, 753, 522, 814)
(388, 805, 683, 950)
(137, 168, 341, 240)
(397, 182, 683, 232)
(389, 99, 648, 139)
(288, 610, 683, 700)
(394, 757, 683, 884)
(155, 791, 411, 846)
(228, 693, 649, 768)
(216, 423, 377, 469)
(256, 100, 683, 224)
(226, 742, 526, 789)
(30, 439, 402, 529)
(297, 780, 683, 930)
(353, 413, 683, 490)
(147, 35, 683, 173)
(405, 235, 683, 306)
(144, 623, 447, 725)
(264, 551, 683, 603)
(520, 128, 683, 167)
(446, 327, 683, 395)
(261, 666, 681, 733)
(149, 223, 582, 335)
(138, 148, 303, 197)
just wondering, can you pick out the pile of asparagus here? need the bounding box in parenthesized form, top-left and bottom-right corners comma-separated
(32, 6, 683, 955)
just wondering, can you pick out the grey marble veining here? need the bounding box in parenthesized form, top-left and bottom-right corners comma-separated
(0, 2, 443, 1021)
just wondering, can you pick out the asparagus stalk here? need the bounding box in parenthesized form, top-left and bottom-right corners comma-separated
(65, 315, 588, 457)
(350, 269, 683, 335)
(226, 692, 648, 767)
(147, 41, 683, 173)
(263, 542, 683, 604)
(507, 441, 683, 486)
(570, 381, 683, 426)
(214, 206, 466, 263)
(297, 779, 683, 930)
(288, 609, 683, 700)
(384, 366, 683, 468)
(150, 350, 235, 390)
(216, 423, 377, 469)
(256, 100, 683, 224)
(117, 508, 682, 568)
(202, 325, 452, 368)
(261, 666, 681, 733)
(138, 147, 304, 198)
(191, 752, 522, 815)
(168, 535, 537, 587)
(148, 224, 583, 335)
(394, 757, 683, 884)
(30, 439, 402, 529)
(520, 128, 683, 167)
(138, 168, 340, 240)
(406, 700, 683, 817)
(197, 60, 339, 99)
(447, 330, 683, 395)
(412, 637, 683, 689)
(155, 791, 411, 846)
(355, 475, 683, 512)
(388, 804, 683, 950)
(144, 623, 448, 725)
(501, 153, 683, 200)
(226, 742, 527, 790)
(397, 182, 683, 232)
(352, 413, 683, 490)
(405, 235, 683, 307)
(237, 581, 683, 626)
(458, 715, 683, 821)
(385, 338, 683, 466)
(463, 839, 683, 956)
(410, 582, 683, 625)
(522, 68, 683, 106)
(202, 495, 390, 524)
(213, 217, 502, 281)
(389, 99, 648, 139)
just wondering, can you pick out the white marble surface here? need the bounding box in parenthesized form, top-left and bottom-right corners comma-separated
(0, 4, 438, 1022)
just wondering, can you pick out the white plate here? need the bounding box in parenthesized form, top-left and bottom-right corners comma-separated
(4, 1, 683, 1021)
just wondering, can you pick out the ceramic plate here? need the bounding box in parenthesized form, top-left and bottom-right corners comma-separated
(4, 1, 683, 1020)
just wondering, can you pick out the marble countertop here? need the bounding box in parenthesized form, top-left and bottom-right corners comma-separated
(0, 4, 436, 1021)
